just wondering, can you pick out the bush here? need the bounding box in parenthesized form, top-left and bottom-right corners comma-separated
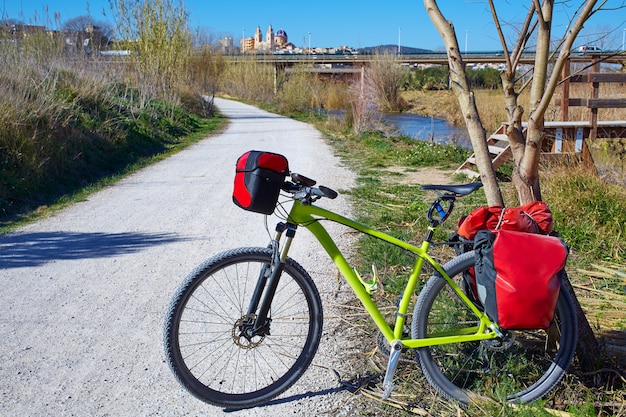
(542, 166, 626, 260)
(219, 58, 276, 103)
(275, 67, 319, 113)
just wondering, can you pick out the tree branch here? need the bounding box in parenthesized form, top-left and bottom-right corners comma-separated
(535, 0, 601, 119)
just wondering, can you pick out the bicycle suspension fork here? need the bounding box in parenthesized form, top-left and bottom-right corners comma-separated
(245, 222, 297, 336)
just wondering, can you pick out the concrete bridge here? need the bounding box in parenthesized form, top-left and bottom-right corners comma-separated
(227, 51, 626, 67)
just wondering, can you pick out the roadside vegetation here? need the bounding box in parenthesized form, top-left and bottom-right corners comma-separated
(231, 55, 625, 416)
(0, 2, 225, 231)
(1, 5, 624, 415)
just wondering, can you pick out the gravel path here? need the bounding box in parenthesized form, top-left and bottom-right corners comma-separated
(0, 98, 370, 416)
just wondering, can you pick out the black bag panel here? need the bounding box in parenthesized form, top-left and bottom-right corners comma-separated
(474, 230, 498, 324)
(232, 150, 289, 215)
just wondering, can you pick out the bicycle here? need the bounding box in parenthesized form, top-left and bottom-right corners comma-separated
(163, 159, 578, 409)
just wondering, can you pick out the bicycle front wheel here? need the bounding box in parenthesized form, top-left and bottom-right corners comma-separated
(412, 251, 577, 405)
(164, 247, 323, 409)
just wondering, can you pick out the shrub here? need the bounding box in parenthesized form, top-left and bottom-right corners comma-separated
(219, 58, 275, 102)
(275, 67, 319, 113)
(542, 166, 626, 260)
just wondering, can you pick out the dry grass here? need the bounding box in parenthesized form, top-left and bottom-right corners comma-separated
(570, 262, 626, 360)
(219, 57, 276, 103)
(402, 80, 626, 135)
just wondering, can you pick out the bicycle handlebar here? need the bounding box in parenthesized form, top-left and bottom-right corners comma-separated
(282, 173, 338, 204)
(283, 172, 482, 227)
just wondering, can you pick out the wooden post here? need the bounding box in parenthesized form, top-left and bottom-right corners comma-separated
(589, 57, 600, 142)
(560, 58, 570, 121)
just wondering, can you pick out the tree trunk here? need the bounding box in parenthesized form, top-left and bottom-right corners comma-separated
(560, 270, 601, 374)
(424, 0, 601, 374)
(423, 0, 503, 207)
(514, 118, 543, 204)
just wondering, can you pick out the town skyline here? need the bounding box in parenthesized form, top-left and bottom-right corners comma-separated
(4, 1, 626, 52)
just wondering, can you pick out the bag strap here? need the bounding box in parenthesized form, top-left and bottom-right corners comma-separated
(494, 208, 506, 230)
(522, 211, 540, 233)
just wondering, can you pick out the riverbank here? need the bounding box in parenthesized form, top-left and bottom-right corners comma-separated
(320, 114, 625, 416)
(3, 92, 624, 415)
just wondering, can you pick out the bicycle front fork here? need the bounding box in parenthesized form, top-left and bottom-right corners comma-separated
(244, 222, 297, 337)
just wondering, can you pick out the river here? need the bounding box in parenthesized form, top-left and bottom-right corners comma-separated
(324, 110, 624, 183)
(317, 109, 470, 147)
(382, 113, 470, 147)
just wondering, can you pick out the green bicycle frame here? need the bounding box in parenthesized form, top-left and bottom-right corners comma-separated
(284, 199, 498, 348)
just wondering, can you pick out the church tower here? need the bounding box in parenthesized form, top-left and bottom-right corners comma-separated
(266, 25, 275, 51)
(254, 26, 262, 47)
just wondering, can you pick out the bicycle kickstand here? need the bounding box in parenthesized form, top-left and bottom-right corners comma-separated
(381, 340, 403, 399)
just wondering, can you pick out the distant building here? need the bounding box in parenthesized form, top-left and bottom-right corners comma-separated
(218, 36, 235, 54)
(275, 29, 288, 47)
(0, 23, 112, 55)
(241, 36, 255, 52)
(240, 24, 294, 53)
(0, 24, 46, 41)
(233, 24, 355, 54)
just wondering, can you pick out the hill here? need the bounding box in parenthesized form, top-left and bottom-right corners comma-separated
(358, 44, 433, 54)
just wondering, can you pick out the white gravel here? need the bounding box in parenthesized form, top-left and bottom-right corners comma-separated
(0, 98, 375, 416)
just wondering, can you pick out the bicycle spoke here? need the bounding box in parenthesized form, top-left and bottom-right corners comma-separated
(164, 248, 322, 407)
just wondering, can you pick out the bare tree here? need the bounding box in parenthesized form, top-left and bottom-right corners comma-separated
(62, 15, 114, 53)
(422, 2, 504, 206)
(423, 0, 624, 372)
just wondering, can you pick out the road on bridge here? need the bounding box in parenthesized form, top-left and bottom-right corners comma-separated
(0, 99, 366, 416)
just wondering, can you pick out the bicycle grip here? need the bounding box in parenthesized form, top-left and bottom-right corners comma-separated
(318, 186, 338, 199)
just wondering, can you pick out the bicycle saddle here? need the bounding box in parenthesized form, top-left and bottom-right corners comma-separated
(421, 182, 483, 196)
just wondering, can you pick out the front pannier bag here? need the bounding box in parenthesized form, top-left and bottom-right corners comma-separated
(474, 229, 568, 329)
(233, 150, 289, 215)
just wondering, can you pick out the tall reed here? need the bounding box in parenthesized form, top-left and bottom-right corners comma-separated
(219, 57, 276, 103)
(111, 0, 192, 103)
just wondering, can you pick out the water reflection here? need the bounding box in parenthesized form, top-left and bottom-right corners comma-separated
(315, 109, 469, 148)
(382, 113, 470, 148)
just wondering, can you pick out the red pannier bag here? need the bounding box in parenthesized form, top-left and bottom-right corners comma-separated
(232, 150, 289, 215)
(455, 201, 555, 306)
(473, 229, 568, 329)
(457, 201, 553, 240)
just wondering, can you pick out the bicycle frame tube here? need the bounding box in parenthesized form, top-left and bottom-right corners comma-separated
(286, 200, 497, 347)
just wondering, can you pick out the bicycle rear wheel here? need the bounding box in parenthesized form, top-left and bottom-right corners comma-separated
(412, 251, 577, 405)
(164, 247, 323, 409)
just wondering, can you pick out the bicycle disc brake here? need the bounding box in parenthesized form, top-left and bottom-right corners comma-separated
(233, 314, 267, 349)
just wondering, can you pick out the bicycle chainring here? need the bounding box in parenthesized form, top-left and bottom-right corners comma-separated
(482, 331, 516, 352)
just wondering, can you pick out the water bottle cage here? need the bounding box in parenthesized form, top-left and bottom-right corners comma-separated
(427, 195, 455, 227)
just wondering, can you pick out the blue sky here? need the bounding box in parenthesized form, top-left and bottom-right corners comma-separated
(3, 1, 626, 51)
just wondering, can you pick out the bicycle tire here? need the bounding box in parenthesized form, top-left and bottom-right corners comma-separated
(412, 251, 577, 405)
(163, 247, 323, 408)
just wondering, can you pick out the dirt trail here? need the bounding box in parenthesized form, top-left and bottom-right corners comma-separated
(0, 98, 370, 416)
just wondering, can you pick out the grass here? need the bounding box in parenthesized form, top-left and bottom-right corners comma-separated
(307, 114, 625, 416)
(0, 24, 227, 233)
(2, 32, 623, 413)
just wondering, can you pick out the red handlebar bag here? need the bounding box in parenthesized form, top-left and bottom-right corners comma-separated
(233, 150, 289, 215)
(474, 229, 568, 329)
